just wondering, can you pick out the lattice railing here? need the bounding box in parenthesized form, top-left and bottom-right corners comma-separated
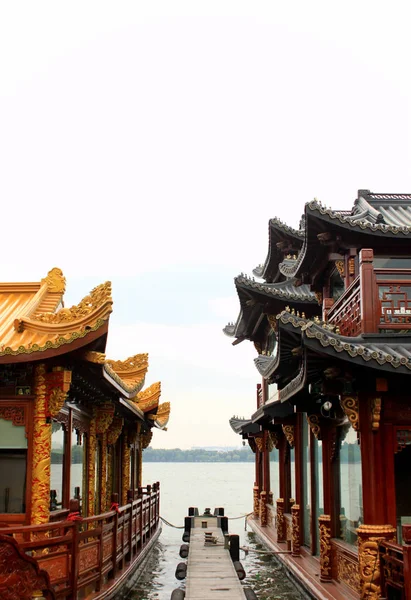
(327, 276, 361, 336)
(378, 282, 411, 330)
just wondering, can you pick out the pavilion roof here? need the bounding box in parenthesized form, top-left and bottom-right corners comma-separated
(0, 268, 112, 361)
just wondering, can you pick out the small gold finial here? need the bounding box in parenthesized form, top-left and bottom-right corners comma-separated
(41, 267, 66, 294)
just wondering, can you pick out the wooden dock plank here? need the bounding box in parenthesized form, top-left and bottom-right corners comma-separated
(185, 520, 246, 600)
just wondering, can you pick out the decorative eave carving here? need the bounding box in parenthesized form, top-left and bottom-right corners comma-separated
(315, 292, 323, 305)
(282, 424, 295, 448)
(106, 353, 148, 375)
(148, 402, 170, 429)
(135, 382, 161, 412)
(15, 282, 113, 333)
(371, 397, 382, 432)
(267, 314, 278, 332)
(82, 351, 106, 364)
(248, 438, 256, 453)
(340, 396, 359, 431)
(307, 414, 321, 440)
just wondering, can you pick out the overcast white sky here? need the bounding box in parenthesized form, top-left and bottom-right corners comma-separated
(1, 1, 410, 448)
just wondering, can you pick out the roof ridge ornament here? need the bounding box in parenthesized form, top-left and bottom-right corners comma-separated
(40, 267, 66, 294)
(35, 281, 112, 324)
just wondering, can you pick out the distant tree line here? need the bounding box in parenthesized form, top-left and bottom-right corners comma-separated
(143, 447, 255, 462)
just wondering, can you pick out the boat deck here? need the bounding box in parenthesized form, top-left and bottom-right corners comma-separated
(185, 517, 246, 600)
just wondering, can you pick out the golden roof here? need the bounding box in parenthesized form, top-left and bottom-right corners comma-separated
(134, 381, 161, 412)
(148, 402, 170, 429)
(83, 351, 149, 396)
(0, 268, 112, 359)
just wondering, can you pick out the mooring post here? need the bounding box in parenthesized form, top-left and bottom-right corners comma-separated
(229, 534, 240, 562)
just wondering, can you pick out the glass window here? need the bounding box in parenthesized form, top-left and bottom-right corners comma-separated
(338, 425, 362, 545)
(50, 421, 64, 510)
(374, 257, 411, 269)
(270, 446, 280, 501)
(290, 446, 295, 504)
(302, 418, 311, 547)
(314, 438, 323, 555)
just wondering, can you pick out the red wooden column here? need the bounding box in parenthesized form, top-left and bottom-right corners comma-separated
(360, 248, 379, 333)
(356, 392, 396, 599)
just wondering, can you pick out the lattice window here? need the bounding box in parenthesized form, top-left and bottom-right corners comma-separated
(379, 284, 411, 328)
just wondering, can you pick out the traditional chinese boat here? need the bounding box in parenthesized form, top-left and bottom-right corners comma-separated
(225, 190, 411, 600)
(0, 268, 170, 600)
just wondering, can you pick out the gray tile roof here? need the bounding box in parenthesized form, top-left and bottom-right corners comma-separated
(277, 310, 411, 373)
(235, 275, 316, 302)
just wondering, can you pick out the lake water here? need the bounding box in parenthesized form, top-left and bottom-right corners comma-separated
(125, 462, 302, 600)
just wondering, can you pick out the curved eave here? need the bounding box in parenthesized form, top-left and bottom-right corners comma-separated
(260, 219, 304, 283)
(102, 363, 145, 398)
(279, 199, 411, 280)
(229, 417, 260, 435)
(0, 320, 109, 364)
(251, 399, 294, 423)
(120, 398, 145, 420)
(235, 276, 317, 304)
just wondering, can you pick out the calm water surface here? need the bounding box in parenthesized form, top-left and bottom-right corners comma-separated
(125, 462, 302, 600)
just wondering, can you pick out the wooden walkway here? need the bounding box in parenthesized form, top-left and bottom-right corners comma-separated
(185, 517, 246, 600)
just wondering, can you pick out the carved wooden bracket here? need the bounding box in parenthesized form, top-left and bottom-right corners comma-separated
(95, 402, 115, 434)
(371, 397, 382, 432)
(267, 431, 279, 450)
(282, 424, 294, 448)
(45, 369, 72, 418)
(306, 414, 321, 440)
(335, 260, 345, 278)
(107, 416, 123, 446)
(340, 396, 359, 431)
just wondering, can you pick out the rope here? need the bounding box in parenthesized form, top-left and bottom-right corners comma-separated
(160, 517, 184, 529)
(160, 512, 253, 529)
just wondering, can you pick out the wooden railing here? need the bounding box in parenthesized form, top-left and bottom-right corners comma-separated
(379, 540, 408, 599)
(327, 275, 361, 336)
(0, 482, 160, 599)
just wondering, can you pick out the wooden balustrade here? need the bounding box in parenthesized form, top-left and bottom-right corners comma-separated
(0, 483, 160, 599)
(327, 275, 361, 336)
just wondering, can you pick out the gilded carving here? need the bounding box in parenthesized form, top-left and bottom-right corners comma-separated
(267, 314, 278, 332)
(291, 504, 300, 556)
(259, 491, 268, 526)
(31, 364, 51, 524)
(107, 353, 148, 373)
(35, 281, 112, 324)
(253, 486, 260, 516)
(0, 406, 25, 427)
(122, 433, 131, 505)
(357, 524, 396, 600)
(95, 403, 115, 435)
(340, 396, 359, 431)
(40, 267, 66, 293)
(100, 432, 107, 514)
(276, 498, 285, 542)
(267, 431, 279, 451)
(255, 436, 264, 452)
(282, 424, 295, 448)
(318, 515, 332, 581)
(135, 382, 161, 411)
(306, 414, 321, 440)
(82, 351, 106, 364)
(254, 341, 262, 354)
(47, 388, 67, 418)
(348, 256, 356, 276)
(335, 260, 345, 278)
(148, 402, 171, 428)
(107, 417, 123, 446)
(371, 397, 382, 432)
(106, 446, 112, 511)
(87, 417, 96, 517)
(337, 551, 360, 593)
(315, 291, 323, 305)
